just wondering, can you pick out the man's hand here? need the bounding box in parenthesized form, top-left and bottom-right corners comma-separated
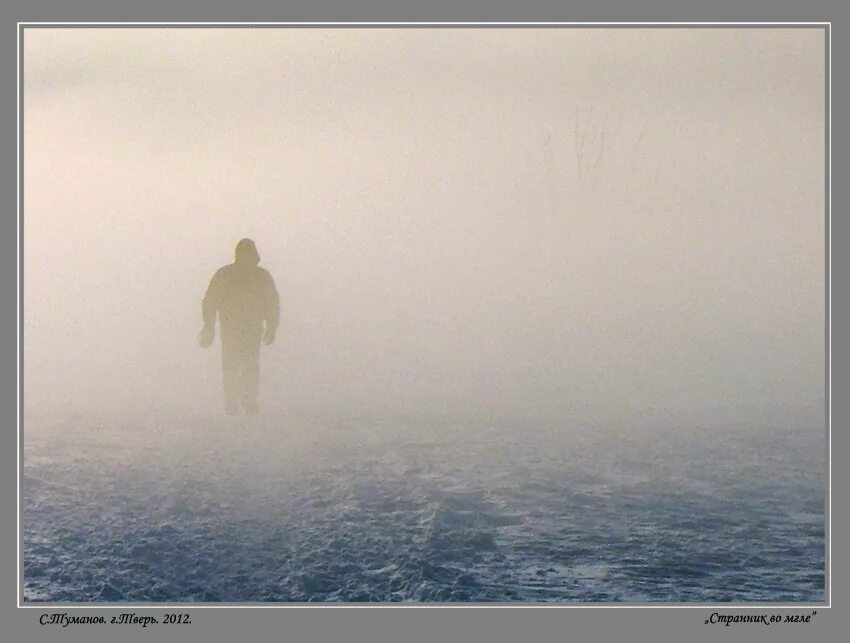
(197, 326, 215, 348)
(263, 327, 276, 346)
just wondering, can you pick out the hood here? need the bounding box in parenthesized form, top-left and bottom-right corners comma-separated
(234, 238, 260, 265)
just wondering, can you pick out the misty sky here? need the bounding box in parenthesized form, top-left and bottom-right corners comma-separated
(23, 28, 825, 427)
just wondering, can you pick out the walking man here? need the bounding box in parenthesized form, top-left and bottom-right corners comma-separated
(199, 238, 279, 415)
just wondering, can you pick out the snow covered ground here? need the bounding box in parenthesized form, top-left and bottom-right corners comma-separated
(22, 414, 825, 603)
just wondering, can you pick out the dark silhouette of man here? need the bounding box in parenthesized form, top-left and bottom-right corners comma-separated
(199, 239, 279, 415)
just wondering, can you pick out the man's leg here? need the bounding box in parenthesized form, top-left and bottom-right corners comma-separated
(221, 341, 241, 415)
(240, 344, 261, 415)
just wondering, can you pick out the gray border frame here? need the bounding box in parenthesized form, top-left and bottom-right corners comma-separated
(4, 2, 843, 642)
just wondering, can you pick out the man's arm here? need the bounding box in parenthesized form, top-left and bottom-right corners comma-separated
(198, 269, 222, 347)
(263, 271, 280, 345)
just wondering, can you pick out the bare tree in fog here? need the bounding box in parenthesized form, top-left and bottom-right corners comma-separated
(198, 239, 280, 416)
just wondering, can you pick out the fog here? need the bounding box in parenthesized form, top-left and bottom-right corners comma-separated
(23, 28, 825, 430)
